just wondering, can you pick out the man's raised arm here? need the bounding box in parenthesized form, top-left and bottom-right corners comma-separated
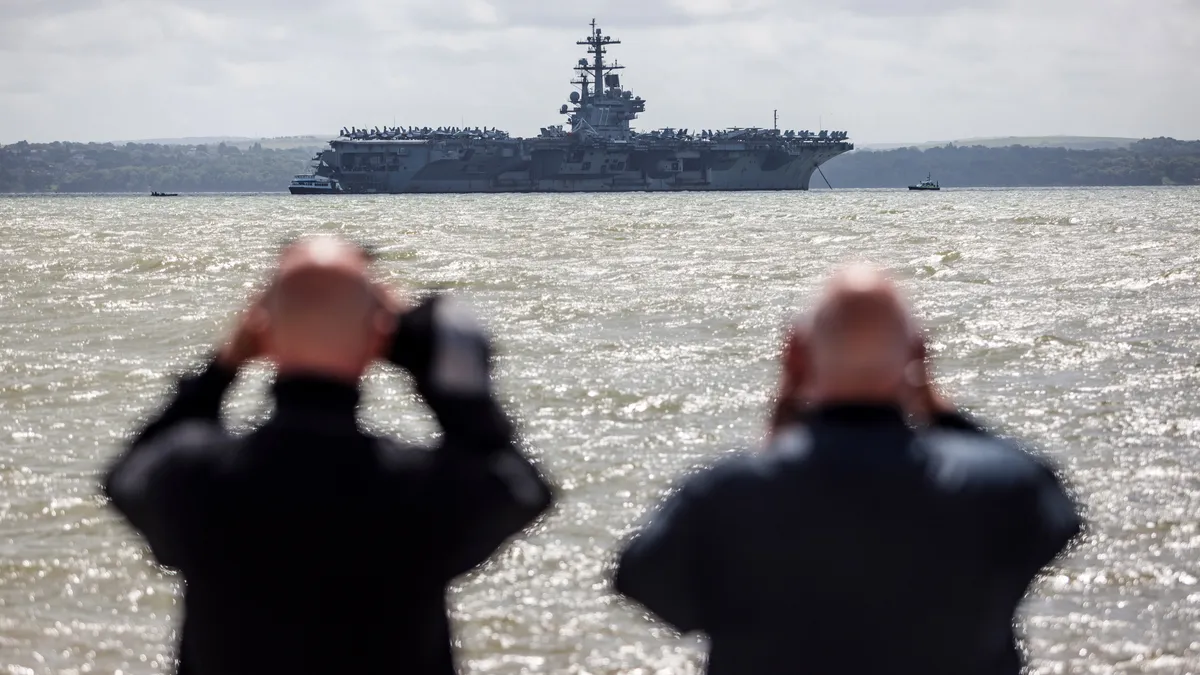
(613, 465, 725, 635)
(102, 302, 263, 567)
(386, 293, 554, 579)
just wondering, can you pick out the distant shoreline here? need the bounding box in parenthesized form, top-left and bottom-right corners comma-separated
(7, 135, 1190, 151)
(4, 183, 1195, 194)
(2, 137, 1197, 193)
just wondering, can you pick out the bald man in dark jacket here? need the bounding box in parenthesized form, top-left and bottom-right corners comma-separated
(614, 266, 1081, 675)
(104, 237, 554, 675)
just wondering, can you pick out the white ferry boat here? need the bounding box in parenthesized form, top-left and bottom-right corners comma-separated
(288, 174, 341, 194)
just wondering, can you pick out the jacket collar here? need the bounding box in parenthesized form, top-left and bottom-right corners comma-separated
(271, 373, 361, 416)
(808, 402, 908, 427)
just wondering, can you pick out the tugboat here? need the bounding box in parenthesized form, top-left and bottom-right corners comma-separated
(288, 174, 341, 195)
(908, 174, 940, 190)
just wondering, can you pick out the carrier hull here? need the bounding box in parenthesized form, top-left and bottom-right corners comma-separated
(314, 141, 851, 194)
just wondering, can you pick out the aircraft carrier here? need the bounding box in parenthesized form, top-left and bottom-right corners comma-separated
(294, 21, 853, 194)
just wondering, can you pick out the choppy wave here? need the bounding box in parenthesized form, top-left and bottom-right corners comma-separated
(1, 187, 1198, 674)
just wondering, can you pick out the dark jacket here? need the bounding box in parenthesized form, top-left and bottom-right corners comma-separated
(103, 294, 554, 675)
(614, 404, 1081, 675)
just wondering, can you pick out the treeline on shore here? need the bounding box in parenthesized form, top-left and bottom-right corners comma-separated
(0, 137, 1198, 193)
(0, 141, 316, 193)
(819, 137, 1200, 188)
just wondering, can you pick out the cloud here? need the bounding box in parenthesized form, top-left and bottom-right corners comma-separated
(0, 0, 1197, 144)
(401, 0, 776, 31)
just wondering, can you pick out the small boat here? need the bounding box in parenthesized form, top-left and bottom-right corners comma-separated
(288, 174, 342, 195)
(150, 191, 179, 197)
(908, 174, 940, 190)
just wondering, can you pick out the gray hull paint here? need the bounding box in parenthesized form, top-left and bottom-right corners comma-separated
(317, 143, 850, 194)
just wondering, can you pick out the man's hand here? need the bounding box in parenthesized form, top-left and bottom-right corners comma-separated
(767, 319, 811, 439)
(905, 333, 955, 423)
(216, 292, 269, 369)
(371, 281, 408, 361)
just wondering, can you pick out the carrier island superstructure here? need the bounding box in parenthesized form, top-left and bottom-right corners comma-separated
(297, 21, 853, 194)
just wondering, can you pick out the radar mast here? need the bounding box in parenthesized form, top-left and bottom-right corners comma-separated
(576, 18, 622, 100)
(562, 20, 645, 140)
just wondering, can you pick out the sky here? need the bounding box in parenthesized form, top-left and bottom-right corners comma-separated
(1, 0, 1197, 145)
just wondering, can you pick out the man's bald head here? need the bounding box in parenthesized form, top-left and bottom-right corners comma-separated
(802, 265, 920, 405)
(275, 234, 371, 284)
(262, 236, 388, 381)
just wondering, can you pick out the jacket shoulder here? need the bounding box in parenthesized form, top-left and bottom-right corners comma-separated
(132, 420, 239, 470)
(671, 444, 801, 501)
(370, 436, 436, 474)
(918, 428, 1059, 490)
